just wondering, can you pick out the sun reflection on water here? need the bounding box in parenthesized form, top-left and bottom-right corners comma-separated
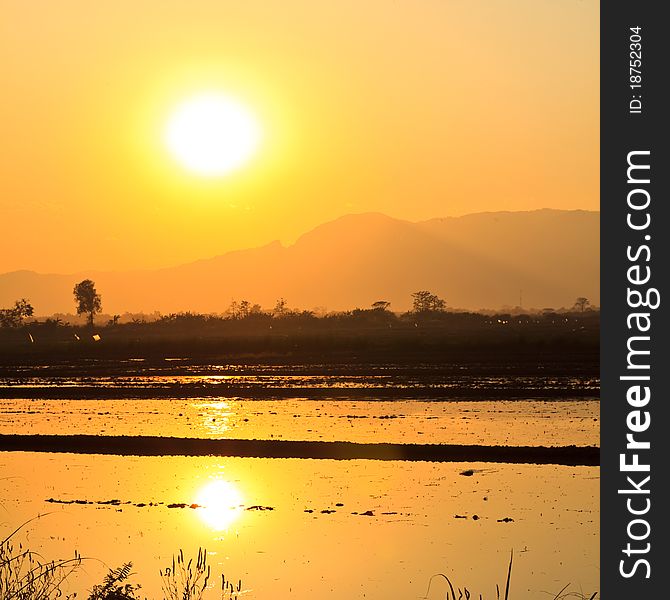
(195, 479, 244, 531)
(196, 401, 234, 435)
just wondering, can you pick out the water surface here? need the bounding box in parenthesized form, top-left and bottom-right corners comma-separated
(0, 362, 600, 599)
(2, 452, 599, 600)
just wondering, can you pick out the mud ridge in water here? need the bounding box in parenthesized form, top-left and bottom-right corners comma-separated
(0, 434, 599, 466)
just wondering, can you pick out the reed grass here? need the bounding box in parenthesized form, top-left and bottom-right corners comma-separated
(3, 521, 597, 600)
(2, 520, 243, 600)
(159, 548, 241, 600)
(0, 516, 81, 600)
(421, 551, 599, 600)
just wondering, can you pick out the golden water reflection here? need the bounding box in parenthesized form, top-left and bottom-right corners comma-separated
(0, 398, 600, 447)
(3, 453, 599, 600)
(196, 401, 234, 436)
(195, 479, 244, 531)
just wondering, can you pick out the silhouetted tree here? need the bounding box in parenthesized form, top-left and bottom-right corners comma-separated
(4, 306, 17, 325)
(238, 300, 251, 318)
(371, 300, 391, 312)
(13, 299, 34, 324)
(227, 300, 240, 319)
(227, 299, 262, 319)
(574, 297, 591, 312)
(411, 291, 446, 313)
(0, 299, 34, 327)
(274, 298, 288, 316)
(73, 279, 102, 326)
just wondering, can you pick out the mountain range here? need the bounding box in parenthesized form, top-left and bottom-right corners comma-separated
(0, 209, 599, 315)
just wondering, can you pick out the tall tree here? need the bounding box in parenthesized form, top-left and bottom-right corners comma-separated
(73, 279, 102, 326)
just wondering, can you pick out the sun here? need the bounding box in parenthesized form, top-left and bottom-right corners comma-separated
(165, 93, 261, 177)
(195, 479, 244, 531)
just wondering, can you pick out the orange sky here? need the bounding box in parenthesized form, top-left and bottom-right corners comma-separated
(0, 1, 598, 274)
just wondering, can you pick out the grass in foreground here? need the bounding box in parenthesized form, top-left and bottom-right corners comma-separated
(421, 551, 599, 600)
(3, 521, 597, 599)
(1, 520, 242, 600)
(1, 517, 82, 600)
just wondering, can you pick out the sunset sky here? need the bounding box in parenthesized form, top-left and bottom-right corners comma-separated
(1, 1, 598, 274)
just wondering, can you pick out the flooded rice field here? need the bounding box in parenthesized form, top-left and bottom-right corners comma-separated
(1, 398, 598, 447)
(2, 453, 599, 600)
(0, 362, 599, 599)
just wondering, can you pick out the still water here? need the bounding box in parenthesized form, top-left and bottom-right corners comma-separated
(1, 365, 599, 599)
(0, 398, 598, 447)
(3, 453, 598, 600)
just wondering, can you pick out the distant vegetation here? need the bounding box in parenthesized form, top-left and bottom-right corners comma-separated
(0, 283, 598, 327)
(0, 286, 598, 364)
(0, 298, 33, 328)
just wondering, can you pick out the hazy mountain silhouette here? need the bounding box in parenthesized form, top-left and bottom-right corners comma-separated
(0, 209, 598, 314)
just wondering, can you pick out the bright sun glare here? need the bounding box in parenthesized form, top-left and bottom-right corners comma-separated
(165, 93, 261, 177)
(195, 479, 244, 531)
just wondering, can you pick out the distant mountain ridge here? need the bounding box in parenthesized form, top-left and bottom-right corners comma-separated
(0, 209, 599, 314)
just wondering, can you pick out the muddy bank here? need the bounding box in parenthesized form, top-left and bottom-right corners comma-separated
(0, 385, 599, 400)
(0, 434, 599, 465)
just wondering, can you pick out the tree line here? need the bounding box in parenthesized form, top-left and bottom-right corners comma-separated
(0, 278, 595, 328)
